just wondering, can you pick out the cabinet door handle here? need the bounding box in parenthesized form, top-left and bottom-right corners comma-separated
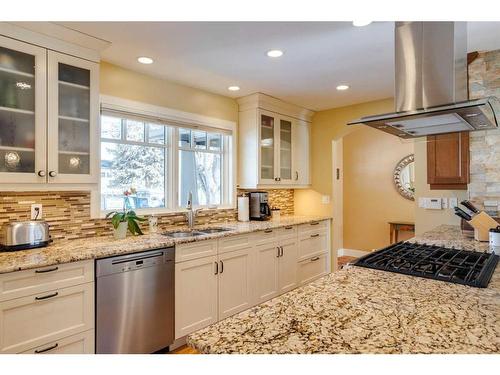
(35, 266, 59, 274)
(264, 229, 273, 233)
(277, 177, 281, 181)
(214, 262, 219, 275)
(34, 343, 58, 354)
(280, 246, 284, 257)
(37, 170, 46, 177)
(310, 222, 319, 226)
(276, 247, 281, 258)
(48, 171, 57, 178)
(35, 292, 59, 301)
(295, 171, 299, 181)
(310, 234, 320, 238)
(285, 226, 293, 230)
(219, 261, 224, 274)
(310, 256, 320, 262)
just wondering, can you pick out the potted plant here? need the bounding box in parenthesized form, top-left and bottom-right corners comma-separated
(106, 188, 146, 240)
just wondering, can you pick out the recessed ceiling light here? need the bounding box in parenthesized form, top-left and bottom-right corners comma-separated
(137, 56, 154, 64)
(228, 86, 240, 91)
(267, 50, 284, 58)
(352, 21, 372, 27)
(336, 84, 350, 91)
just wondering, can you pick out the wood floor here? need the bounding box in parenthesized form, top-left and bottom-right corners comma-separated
(338, 256, 357, 268)
(170, 345, 199, 354)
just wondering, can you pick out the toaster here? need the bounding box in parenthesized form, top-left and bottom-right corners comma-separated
(0, 221, 51, 251)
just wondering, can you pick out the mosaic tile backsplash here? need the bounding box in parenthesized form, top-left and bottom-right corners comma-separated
(468, 49, 500, 211)
(0, 189, 294, 242)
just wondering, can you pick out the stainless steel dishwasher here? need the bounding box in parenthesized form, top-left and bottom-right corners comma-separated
(96, 247, 174, 354)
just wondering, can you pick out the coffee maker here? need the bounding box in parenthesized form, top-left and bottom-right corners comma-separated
(248, 191, 272, 220)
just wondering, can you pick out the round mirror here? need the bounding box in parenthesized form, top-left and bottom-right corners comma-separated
(394, 154, 415, 201)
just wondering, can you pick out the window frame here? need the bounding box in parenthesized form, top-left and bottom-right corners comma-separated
(98, 96, 236, 218)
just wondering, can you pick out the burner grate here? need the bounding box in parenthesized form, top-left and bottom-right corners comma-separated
(353, 242, 499, 288)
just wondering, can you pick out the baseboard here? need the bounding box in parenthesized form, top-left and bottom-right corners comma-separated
(169, 336, 187, 351)
(338, 248, 369, 257)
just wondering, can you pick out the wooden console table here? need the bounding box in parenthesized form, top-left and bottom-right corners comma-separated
(389, 221, 415, 244)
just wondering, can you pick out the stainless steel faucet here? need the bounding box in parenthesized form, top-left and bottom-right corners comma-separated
(185, 191, 202, 229)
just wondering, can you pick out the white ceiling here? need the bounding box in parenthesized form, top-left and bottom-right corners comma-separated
(59, 21, 500, 111)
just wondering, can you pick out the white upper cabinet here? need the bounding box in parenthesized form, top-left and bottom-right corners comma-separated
(0, 36, 46, 183)
(238, 93, 313, 189)
(47, 51, 99, 184)
(0, 34, 99, 185)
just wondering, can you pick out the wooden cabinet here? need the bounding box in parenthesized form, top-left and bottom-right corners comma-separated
(175, 255, 218, 339)
(20, 330, 94, 354)
(0, 34, 99, 185)
(237, 93, 313, 189)
(427, 131, 469, 190)
(298, 253, 329, 285)
(0, 260, 94, 354)
(278, 238, 298, 294)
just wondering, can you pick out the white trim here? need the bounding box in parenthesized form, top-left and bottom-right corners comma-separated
(100, 95, 237, 132)
(332, 139, 343, 272)
(337, 248, 369, 258)
(0, 22, 103, 62)
(237, 93, 315, 122)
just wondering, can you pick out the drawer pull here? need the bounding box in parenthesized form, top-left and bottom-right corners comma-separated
(34, 343, 58, 354)
(264, 229, 273, 233)
(219, 260, 224, 274)
(35, 266, 59, 273)
(35, 292, 59, 301)
(310, 256, 320, 262)
(285, 226, 293, 230)
(214, 262, 219, 275)
(310, 234, 320, 238)
(310, 222, 320, 226)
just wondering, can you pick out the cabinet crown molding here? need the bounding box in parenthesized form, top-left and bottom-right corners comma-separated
(237, 93, 315, 122)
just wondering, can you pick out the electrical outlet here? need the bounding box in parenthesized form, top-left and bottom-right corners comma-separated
(442, 198, 448, 209)
(31, 204, 43, 220)
(321, 195, 330, 204)
(418, 198, 427, 208)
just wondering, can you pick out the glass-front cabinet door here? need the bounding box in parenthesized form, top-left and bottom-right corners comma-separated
(47, 51, 99, 183)
(279, 117, 293, 183)
(0, 36, 46, 183)
(259, 111, 277, 184)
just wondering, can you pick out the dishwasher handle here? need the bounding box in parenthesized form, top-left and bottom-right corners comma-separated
(111, 251, 164, 265)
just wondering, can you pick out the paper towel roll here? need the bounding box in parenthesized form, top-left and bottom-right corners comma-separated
(238, 196, 250, 222)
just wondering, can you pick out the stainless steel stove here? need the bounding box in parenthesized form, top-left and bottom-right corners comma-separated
(354, 242, 499, 288)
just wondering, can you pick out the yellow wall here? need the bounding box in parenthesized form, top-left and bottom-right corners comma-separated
(343, 127, 414, 251)
(100, 61, 238, 122)
(295, 98, 395, 217)
(413, 140, 467, 235)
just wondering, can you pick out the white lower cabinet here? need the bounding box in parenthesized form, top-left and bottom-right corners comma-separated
(254, 242, 280, 304)
(21, 330, 94, 354)
(174, 220, 331, 340)
(175, 255, 218, 339)
(218, 247, 254, 320)
(278, 238, 299, 294)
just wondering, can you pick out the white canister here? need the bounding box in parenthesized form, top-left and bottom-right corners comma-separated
(148, 215, 159, 233)
(237, 196, 250, 222)
(489, 226, 500, 253)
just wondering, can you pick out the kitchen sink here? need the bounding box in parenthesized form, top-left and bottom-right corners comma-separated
(197, 227, 232, 234)
(162, 230, 205, 238)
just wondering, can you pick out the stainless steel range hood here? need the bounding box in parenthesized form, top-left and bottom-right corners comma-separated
(348, 22, 499, 139)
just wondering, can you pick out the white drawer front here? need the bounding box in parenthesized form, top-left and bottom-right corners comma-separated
(0, 260, 94, 302)
(0, 282, 94, 354)
(297, 220, 328, 235)
(298, 253, 328, 285)
(252, 228, 276, 244)
(275, 225, 297, 239)
(175, 240, 217, 263)
(218, 234, 252, 254)
(21, 329, 94, 354)
(298, 232, 328, 261)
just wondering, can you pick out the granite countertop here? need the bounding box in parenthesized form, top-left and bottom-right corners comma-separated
(0, 215, 331, 274)
(187, 225, 500, 354)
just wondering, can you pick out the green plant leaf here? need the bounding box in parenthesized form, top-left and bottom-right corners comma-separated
(105, 211, 117, 219)
(131, 219, 144, 235)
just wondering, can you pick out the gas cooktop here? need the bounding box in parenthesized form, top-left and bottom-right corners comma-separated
(354, 242, 499, 288)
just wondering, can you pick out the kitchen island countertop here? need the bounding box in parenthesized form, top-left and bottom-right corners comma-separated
(187, 225, 500, 354)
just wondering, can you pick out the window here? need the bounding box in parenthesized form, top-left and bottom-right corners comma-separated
(100, 111, 233, 213)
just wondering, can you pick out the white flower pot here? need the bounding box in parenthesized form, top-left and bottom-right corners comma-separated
(114, 221, 128, 240)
